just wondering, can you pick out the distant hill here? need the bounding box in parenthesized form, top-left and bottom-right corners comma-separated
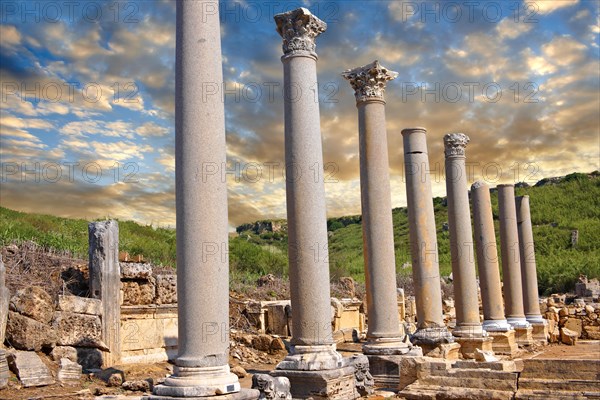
(1, 171, 598, 295)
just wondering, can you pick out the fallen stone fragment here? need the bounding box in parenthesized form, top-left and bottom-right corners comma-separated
(57, 357, 82, 383)
(231, 365, 247, 378)
(122, 379, 152, 392)
(560, 327, 578, 345)
(0, 349, 9, 389)
(7, 350, 54, 387)
(474, 348, 498, 362)
(51, 345, 78, 362)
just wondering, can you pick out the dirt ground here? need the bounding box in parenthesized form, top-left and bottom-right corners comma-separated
(2, 341, 598, 400)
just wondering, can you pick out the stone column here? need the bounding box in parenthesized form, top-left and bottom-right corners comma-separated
(402, 128, 454, 349)
(498, 185, 530, 329)
(516, 195, 548, 341)
(270, 10, 356, 399)
(148, 1, 256, 398)
(443, 133, 483, 338)
(342, 60, 409, 355)
(471, 181, 511, 332)
(89, 220, 121, 367)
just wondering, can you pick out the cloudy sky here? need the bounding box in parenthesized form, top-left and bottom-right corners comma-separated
(1, 0, 598, 228)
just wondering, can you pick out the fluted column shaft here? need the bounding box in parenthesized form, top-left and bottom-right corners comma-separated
(402, 128, 453, 345)
(516, 196, 544, 324)
(498, 184, 529, 328)
(471, 181, 512, 332)
(443, 133, 483, 337)
(343, 61, 408, 354)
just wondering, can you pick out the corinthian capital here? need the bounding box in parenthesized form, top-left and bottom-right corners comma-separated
(444, 133, 470, 158)
(274, 8, 327, 58)
(342, 60, 398, 103)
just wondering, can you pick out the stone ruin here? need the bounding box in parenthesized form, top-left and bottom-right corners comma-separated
(1, 3, 599, 400)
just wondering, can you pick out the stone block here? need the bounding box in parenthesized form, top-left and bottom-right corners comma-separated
(515, 326, 534, 346)
(563, 318, 582, 337)
(560, 327, 577, 345)
(266, 302, 290, 336)
(6, 311, 57, 351)
(7, 350, 54, 387)
(57, 357, 82, 383)
(367, 353, 425, 389)
(121, 263, 153, 279)
(121, 317, 177, 351)
(0, 350, 9, 389)
(9, 286, 53, 323)
(531, 322, 549, 343)
(123, 280, 156, 305)
(271, 365, 357, 400)
(455, 337, 494, 359)
(0, 285, 9, 345)
(488, 330, 518, 356)
(58, 295, 102, 315)
(252, 334, 273, 352)
(52, 311, 104, 348)
(51, 345, 78, 362)
(423, 342, 460, 360)
(155, 275, 177, 304)
(583, 325, 600, 340)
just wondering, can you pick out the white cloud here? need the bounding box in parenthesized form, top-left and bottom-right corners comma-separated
(536, 0, 579, 15)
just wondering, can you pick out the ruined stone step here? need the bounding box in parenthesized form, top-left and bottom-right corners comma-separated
(515, 388, 600, 400)
(520, 359, 600, 378)
(521, 368, 599, 381)
(419, 374, 517, 392)
(400, 383, 515, 400)
(518, 377, 600, 392)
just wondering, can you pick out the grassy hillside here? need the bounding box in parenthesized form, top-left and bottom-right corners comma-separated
(1, 172, 598, 295)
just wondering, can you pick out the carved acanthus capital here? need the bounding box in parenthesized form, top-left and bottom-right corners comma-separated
(274, 8, 327, 59)
(342, 60, 398, 103)
(444, 133, 470, 158)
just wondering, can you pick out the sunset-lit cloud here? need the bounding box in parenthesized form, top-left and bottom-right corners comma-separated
(1, 0, 598, 229)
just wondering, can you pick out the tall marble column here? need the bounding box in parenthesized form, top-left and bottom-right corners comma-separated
(342, 60, 410, 355)
(443, 133, 484, 338)
(515, 196, 544, 323)
(402, 127, 453, 347)
(270, 9, 357, 399)
(498, 185, 530, 329)
(471, 181, 511, 332)
(148, 1, 256, 398)
(273, 6, 340, 369)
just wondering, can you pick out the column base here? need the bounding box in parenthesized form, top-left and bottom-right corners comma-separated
(483, 319, 513, 332)
(411, 326, 454, 347)
(144, 389, 259, 400)
(365, 347, 423, 389)
(452, 323, 485, 338)
(530, 321, 549, 343)
(362, 336, 412, 355)
(525, 314, 546, 325)
(145, 365, 247, 399)
(454, 336, 494, 359)
(507, 316, 531, 328)
(488, 330, 519, 357)
(515, 326, 534, 346)
(275, 344, 344, 371)
(271, 365, 357, 399)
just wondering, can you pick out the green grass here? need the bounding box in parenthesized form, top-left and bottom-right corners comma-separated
(1, 172, 598, 295)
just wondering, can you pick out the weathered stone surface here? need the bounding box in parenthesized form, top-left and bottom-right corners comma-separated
(426, 342, 460, 360)
(271, 367, 357, 400)
(252, 334, 273, 352)
(6, 311, 57, 351)
(0, 349, 9, 389)
(270, 337, 286, 351)
(0, 258, 9, 346)
(58, 295, 102, 316)
(122, 379, 152, 392)
(231, 365, 247, 378)
(252, 374, 292, 400)
(155, 274, 177, 305)
(51, 345, 78, 362)
(583, 325, 600, 340)
(122, 280, 156, 305)
(350, 354, 374, 396)
(52, 311, 104, 348)
(488, 330, 519, 356)
(560, 327, 577, 345)
(96, 367, 125, 387)
(9, 286, 54, 324)
(8, 350, 54, 387)
(549, 325, 560, 343)
(474, 348, 499, 362)
(57, 357, 82, 383)
(121, 263, 153, 279)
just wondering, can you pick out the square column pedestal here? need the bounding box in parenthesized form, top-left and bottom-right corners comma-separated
(271, 366, 356, 400)
(531, 321, 549, 344)
(454, 337, 494, 359)
(488, 330, 519, 356)
(366, 347, 423, 389)
(515, 326, 534, 346)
